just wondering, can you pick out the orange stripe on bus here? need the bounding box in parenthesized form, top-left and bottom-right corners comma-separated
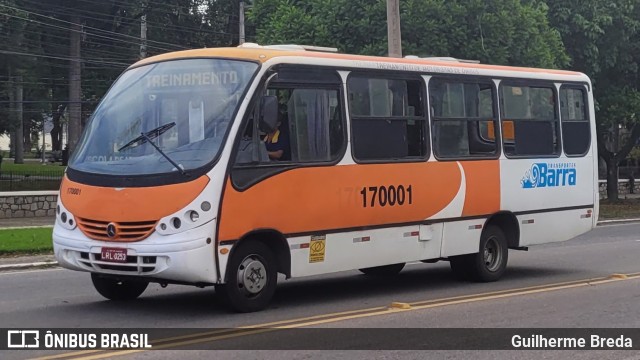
(60, 175, 209, 222)
(460, 161, 501, 216)
(218, 162, 464, 242)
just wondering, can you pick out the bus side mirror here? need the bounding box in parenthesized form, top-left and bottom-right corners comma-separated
(259, 95, 279, 133)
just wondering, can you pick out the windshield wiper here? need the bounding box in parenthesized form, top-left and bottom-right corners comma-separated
(118, 122, 187, 176)
(118, 122, 175, 152)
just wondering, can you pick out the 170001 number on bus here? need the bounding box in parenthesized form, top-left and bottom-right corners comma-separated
(360, 185, 413, 208)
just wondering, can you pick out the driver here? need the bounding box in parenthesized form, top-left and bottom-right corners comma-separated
(263, 119, 290, 161)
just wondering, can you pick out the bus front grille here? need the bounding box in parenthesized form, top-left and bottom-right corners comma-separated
(77, 251, 158, 274)
(77, 218, 158, 242)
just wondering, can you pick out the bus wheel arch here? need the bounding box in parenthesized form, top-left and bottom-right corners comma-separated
(450, 212, 518, 282)
(483, 211, 520, 249)
(225, 229, 291, 282)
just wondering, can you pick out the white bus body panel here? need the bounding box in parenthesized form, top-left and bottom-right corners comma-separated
(440, 219, 485, 257)
(289, 224, 443, 278)
(517, 210, 594, 246)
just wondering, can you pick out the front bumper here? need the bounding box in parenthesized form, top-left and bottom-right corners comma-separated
(53, 221, 218, 285)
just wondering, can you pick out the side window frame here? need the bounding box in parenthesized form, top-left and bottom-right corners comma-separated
(428, 76, 501, 161)
(499, 80, 562, 159)
(266, 83, 347, 164)
(230, 65, 348, 190)
(347, 71, 430, 164)
(559, 84, 591, 157)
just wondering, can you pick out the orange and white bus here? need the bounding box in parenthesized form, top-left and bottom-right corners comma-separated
(53, 44, 598, 312)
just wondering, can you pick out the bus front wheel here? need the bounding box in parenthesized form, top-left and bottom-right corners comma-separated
(218, 241, 277, 313)
(359, 263, 405, 276)
(450, 225, 508, 282)
(91, 274, 148, 301)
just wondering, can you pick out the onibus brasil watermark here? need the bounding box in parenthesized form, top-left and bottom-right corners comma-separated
(7, 330, 151, 350)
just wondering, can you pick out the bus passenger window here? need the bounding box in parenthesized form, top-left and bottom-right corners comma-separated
(287, 88, 343, 162)
(500, 85, 559, 157)
(429, 79, 497, 159)
(348, 76, 427, 161)
(560, 87, 590, 156)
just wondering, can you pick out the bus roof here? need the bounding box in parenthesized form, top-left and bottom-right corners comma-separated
(132, 46, 585, 79)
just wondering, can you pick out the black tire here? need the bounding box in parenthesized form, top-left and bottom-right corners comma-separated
(91, 274, 148, 301)
(358, 263, 405, 276)
(218, 241, 277, 313)
(472, 226, 508, 282)
(449, 225, 508, 282)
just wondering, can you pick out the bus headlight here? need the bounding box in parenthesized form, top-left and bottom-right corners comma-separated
(154, 179, 216, 236)
(55, 199, 77, 230)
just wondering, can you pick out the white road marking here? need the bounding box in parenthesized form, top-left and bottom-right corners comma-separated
(0, 267, 63, 276)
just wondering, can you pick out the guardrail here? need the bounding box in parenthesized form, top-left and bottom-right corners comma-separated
(0, 171, 63, 192)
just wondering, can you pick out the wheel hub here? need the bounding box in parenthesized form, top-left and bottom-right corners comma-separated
(483, 236, 502, 272)
(237, 256, 267, 295)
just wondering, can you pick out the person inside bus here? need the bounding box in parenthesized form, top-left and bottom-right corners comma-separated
(263, 116, 291, 161)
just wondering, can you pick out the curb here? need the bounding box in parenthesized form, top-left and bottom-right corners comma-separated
(597, 218, 640, 225)
(0, 225, 54, 230)
(0, 261, 58, 272)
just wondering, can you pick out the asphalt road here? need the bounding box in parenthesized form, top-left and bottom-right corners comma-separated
(1, 223, 639, 360)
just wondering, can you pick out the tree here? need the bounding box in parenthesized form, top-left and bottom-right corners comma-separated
(548, 0, 640, 201)
(2, 0, 240, 156)
(249, 0, 568, 68)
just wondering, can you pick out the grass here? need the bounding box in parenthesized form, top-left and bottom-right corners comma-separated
(0, 160, 66, 174)
(599, 198, 640, 220)
(0, 227, 53, 255)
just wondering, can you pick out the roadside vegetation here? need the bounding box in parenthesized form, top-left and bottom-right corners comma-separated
(0, 160, 66, 174)
(0, 160, 64, 191)
(599, 199, 640, 220)
(0, 227, 53, 256)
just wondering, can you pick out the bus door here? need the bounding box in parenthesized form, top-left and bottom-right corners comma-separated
(220, 66, 349, 275)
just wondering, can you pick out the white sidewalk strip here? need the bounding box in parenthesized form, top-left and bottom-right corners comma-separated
(0, 225, 54, 230)
(597, 218, 640, 224)
(0, 261, 58, 270)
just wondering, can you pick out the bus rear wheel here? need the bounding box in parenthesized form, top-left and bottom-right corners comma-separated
(91, 274, 148, 301)
(218, 241, 277, 313)
(450, 225, 508, 282)
(359, 263, 405, 276)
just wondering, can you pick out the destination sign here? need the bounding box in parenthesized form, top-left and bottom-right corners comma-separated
(146, 71, 239, 88)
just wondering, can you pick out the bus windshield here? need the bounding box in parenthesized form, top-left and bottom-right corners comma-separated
(70, 58, 258, 176)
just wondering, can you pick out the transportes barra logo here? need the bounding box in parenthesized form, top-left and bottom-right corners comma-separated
(521, 163, 577, 189)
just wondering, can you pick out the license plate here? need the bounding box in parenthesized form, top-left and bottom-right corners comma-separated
(101, 247, 128, 263)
